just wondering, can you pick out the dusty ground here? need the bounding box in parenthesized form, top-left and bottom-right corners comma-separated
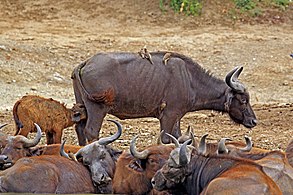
(0, 0, 292, 151)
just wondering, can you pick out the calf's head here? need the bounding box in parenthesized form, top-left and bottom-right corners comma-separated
(71, 103, 87, 122)
(225, 66, 257, 128)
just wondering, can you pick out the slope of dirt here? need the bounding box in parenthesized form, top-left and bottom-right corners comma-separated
(0, 0, 292, 151)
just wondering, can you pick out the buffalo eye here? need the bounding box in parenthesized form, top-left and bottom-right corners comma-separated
(100, 151, 106, 159)
(73, 112, 81, 117)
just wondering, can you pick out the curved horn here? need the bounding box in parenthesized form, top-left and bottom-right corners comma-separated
(198, 133, 208, 155)
(225, 66, 245, 93)
(165, 133, 180, 148)
(130, 135, 150, 159)
(60, 139, 69, 159)
(23, 123, 42, 148)
(97, 119, 122, 145)
(217, 138, 232, 154)
(157, 130, 165, 145)
(240, 135, 252, 152)
(0, 124, 8, 129)
(179, 139, 192, 166)
(189, 131, 198, 148)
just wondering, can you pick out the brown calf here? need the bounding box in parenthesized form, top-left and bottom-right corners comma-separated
(13, 95, 86, 144)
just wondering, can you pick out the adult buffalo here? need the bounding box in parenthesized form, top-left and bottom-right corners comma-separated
(72, 51, 257, 145)
(151, 136, 282, 195)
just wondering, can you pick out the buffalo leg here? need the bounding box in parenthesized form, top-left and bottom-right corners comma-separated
(75, 121, 87, 146)
(73, 79, 87, 146)
(53, 129, 62, 144)
(160, 112, 182, 144)
(84, 102, 109, 143)
(46, 131, 54, 145)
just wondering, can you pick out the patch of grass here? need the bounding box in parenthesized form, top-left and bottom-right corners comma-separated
(234, 0, 256, 11)
(160, 0, 203, 16)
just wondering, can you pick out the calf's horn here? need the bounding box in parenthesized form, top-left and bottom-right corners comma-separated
(23, 123, 42, 148)
(225, 66, 245, 93)
(98, 119, 122, 145)
(130, 135, 150, 159)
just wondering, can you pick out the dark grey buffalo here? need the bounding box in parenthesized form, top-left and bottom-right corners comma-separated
(72, 51, 257, 145)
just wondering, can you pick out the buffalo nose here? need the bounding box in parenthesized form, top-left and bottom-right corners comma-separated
(151, 178, 155, 186)
(251, 119, 257, 126)
(0, 155, 9, 163)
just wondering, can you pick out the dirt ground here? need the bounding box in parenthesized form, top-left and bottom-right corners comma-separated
(0, 0, 292, 151)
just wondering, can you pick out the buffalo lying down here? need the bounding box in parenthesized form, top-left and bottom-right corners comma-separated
(0, 155, 95, 193)
(0, 120, 122, 194)
(151, 135, 282, 195)
(72, 51, 257, 145)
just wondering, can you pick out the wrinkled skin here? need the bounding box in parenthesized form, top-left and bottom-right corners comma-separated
(0, 155, 95, 193)
(72, 52, 257, 145)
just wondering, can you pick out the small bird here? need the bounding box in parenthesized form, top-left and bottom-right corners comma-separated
(138, 46, 153, 64)
(138, 47, 146, 59)
(290, 54, 293, 59)
(143, 46, 153, 64)
(163, 52, 171, 65)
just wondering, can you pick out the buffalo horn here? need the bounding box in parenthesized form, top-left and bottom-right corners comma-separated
(97, 119, 122, 145)
(156, 130, 165, 145)
(0, 124, 8, 129)
(130, 135, 150, 159)
(240, 135, 252, 152)
(23, 123, 42, 148)
(165, 133, 180, 148)
(225, 66, 245, 93)
(198, 133, 208, 155)
(179, 139, 192, 166)
(217, 138, 232, 154)
(60, 139, 70, 159)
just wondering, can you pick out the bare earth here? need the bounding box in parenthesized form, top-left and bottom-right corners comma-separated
(0, 0, 292, 151)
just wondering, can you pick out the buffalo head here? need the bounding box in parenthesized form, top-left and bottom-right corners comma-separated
(225, 66, 257, 128)
(61, 119, 122, 193)
(0, 123, 42, 169)
(151, 136, 192, 192)
(71, 103, 87, 122)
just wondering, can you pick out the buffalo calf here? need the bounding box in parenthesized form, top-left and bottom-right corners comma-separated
(13, 95, 86, 144)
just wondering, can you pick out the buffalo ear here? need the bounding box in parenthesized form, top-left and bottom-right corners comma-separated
(128, 159, 144, 172)
(29, 146, 46, 156)
(108, 146, 122, 161)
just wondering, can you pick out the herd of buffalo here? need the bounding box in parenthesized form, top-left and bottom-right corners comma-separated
(0, 50, 292, 194)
